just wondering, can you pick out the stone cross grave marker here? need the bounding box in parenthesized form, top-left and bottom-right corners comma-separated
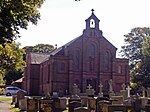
(71, 83, 80, 99)
(109, 79, 113, 92)
(86, 84, 95, 97)
(126, 85, 131, 98)
(141, 86, 146, 97)
(98, 83, 103, 97)
(109, 79, 115, 96)
(121, 83, 126, 90)
(72, 83, 80, 95)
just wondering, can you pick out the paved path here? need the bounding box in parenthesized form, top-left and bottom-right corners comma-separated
(0, 100, 12, 112)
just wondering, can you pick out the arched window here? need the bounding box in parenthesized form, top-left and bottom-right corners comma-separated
(104, 51, 109, 71)
(90, 19, 95, 28)
(118, 65, 122, 73)
(89, 44, 95, 58)
(75, 50, 80, 70)
(89, 44, 95, 71)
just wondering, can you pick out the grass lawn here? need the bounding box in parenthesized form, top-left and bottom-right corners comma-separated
(0, 96, 12, 101)
(0, 96, 21, 112)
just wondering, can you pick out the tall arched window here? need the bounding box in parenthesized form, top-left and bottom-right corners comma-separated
(89, 44, 95, 58)
(104, 51, 109, 71)
(89, 44, 95, 71)
(75, 50, 80, 70)
(90, 19, 95, 28)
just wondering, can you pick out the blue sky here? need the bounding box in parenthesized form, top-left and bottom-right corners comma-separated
(16, 0, 150, 57)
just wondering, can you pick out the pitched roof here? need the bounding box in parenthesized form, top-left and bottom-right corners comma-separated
(50, 36, 81, 55)
(30, 52, 50, 64)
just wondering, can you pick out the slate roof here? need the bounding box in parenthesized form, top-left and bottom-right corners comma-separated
(50, 36, 81, 55)
(30, 52, 50, 64)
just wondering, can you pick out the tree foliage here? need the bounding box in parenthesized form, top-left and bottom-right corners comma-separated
(120, 27, 150, 89)
(0, 0, 45, 44)
(23, 44, 55, 53)
(0, 42, 26, 85)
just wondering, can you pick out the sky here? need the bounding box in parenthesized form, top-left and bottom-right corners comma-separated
(16, 0, 150, 57)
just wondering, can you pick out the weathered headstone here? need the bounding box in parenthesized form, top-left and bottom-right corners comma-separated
(52, 97, 66, 112)
(141, 86, 146, 97)
(16, 90, 25, 108)
(11, 94, 17, 105)
(109, 79, 115, 97)
(27, 99, 38, 112)
(19, 97, 28, 111)
(145, 105, 150, 112)
(121, 83, 126, 91)
(71, 83, 81, 99)
(132, 96, 142, 112)
(80, 96, 88, 107)
(39, 99, 53, 112)
(86, 84, 95, 97)
(97, 100, 109, 112)
(88, 97, 96, 111)
(98, 83, 103, 97)
(74, 107, 90, 112)
(68, 101, 82, 112)
(59, 97, 67, 110)
(120, 83, 127, 100)
(110, 96, 124, 105)
(140, 97, 148, 110)
(126, 85, 131, 98)
(108, 105, 126, 112)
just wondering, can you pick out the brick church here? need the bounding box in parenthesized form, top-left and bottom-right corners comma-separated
(23, 10, 130, 96)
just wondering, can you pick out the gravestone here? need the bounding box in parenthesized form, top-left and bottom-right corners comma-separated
(108, 105, 126, 112)
(132, 96, 142, 112)
(97, 100, 109, 112)
(120, 83, 127, 100)
(147, 88, 150, 98)
(52, 97, 66, 112)
(74, 107, 90, 112)
(140, 97, 148, 110)
(80, 96, 88, 107)
(39, 99, 53, 112)
(27, 99, 38, 112)
(86, 84, 95, 97)
(109, 79, 115, 97)
(11, 94, 17, 105)
(126, 85, 131, 98)
(68, 101, 82, 112)
(71, 83, 81, 99)
(145, 105, 150, 112)
(98, 83, 103, 97)
(141, 86, 146, 97)
(19, 97, 28, 111)
(16, 90, 25, 108)
(110, 96, 124, 105)
(88, 97, 96, 111)
(59, 97, 67, 110)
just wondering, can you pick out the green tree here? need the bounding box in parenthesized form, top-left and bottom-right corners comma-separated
(23, 44, 55, 53)
(0, 42, 25, 85)
(0, 0, 45, 44)
(120, 27, 150, 89)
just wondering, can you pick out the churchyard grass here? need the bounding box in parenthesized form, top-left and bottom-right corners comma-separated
(11, 105, 21, 112)
(0, 97, 21, 112)
(0, 97, 11, 101)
